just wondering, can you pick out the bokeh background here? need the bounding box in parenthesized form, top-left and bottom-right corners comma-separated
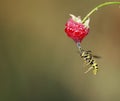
(0, 0, 120, 101)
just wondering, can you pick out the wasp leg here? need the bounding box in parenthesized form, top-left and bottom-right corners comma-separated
(84, 66, 93, 74)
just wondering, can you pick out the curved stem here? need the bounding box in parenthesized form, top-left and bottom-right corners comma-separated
(82, 2, 120, 23)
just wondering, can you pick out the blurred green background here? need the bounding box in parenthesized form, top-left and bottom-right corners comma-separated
(0, 0, 120, 101)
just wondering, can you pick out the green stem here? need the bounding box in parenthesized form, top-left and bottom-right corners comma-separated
(82, 2, 120, 23)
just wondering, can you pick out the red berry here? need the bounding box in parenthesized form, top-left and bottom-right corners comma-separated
(65, 14, 90, 43)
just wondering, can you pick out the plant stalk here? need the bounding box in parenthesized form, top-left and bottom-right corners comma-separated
(82, 2, 120, 23)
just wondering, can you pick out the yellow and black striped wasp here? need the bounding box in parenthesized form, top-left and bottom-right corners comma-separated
(77, 43, 100, 75)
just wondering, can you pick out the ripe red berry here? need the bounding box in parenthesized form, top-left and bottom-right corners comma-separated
(65, 14, 90, 43)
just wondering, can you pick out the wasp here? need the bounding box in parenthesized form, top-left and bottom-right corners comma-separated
(78, 48, 100, 75)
